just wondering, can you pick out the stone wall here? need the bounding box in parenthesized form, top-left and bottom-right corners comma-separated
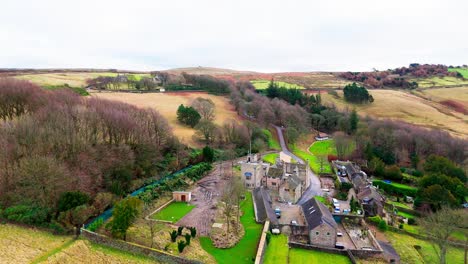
(309, 224, 336, 247)
(254, 221, 270, 264)
(81, 228, 202, 264)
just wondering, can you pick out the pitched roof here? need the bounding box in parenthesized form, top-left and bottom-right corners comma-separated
(288, 174, 302, 190)
(301, 197, 337, 230)
(267, 167, 283, 179)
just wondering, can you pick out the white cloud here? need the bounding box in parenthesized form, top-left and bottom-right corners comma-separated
(0, 0, 466, 72)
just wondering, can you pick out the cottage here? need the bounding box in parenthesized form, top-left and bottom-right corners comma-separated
(357, 186, 385, 216)
(173, 191, 191, 202)
(301, 197, 338, 247)
(263, 166, 283, 190)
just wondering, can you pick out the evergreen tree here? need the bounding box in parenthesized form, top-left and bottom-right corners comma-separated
(177, 104, 201, 128)
(349, 109, 359, 133)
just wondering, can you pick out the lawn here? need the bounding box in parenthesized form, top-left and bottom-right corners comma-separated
(250, 80, 305, 90)
(289, 248, 351, 264)
(386, 231, 464, 264)
(314, 195, 326, 204)
(200, 192, 263, 264)
(151, 202, 195, 222)
(263, 129, 281, 150)
(263, 234, 288, 264)
(263, 153, 279, 164)
(397, 211, 416, 219)
(290, 139, 339, 174)
(387, 200, 411, 209)
(449, 67, 468, 78)
(309, 139, 337, 156)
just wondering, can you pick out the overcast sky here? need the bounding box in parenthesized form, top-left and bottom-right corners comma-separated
(1, 0, 466, 72)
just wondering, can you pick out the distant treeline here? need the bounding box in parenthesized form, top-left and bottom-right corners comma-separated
(340, 64, 464, 89)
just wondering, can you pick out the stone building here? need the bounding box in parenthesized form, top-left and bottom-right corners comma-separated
(301, 197, 338, 247)
(239, 154, 270, 189)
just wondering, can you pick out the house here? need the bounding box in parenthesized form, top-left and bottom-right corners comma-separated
(281, 174, 304, 203)
(263, 166, 283, 190)
(315, 132, 329, 141)
(239, 154, 270, 189)
(357, 186, 385, 216)
(173, 191, 191, 202)
(301, 197, 338, 247)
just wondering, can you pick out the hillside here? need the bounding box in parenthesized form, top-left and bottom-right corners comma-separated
(321, 88, 468, 138)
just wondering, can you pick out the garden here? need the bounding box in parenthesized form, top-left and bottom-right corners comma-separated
(199, 192, 263, 264)
(262, 153, 279, 164)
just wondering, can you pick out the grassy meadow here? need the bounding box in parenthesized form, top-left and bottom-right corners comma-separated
(321, 89, 468, 138)
(262, 129, 281, 150)
(200, 192, 263, 264)
(0, 224, 158, 264)
(386, 231, 464, 264)
(91, 91, 241, 147)
(448, 67, 468, 78)
(250, 80, 305, 89)
(151, 202, 195, 222)
(263, 153, 279, 164)
(15, 72, 150, 87)
(413, 76, 468, 88)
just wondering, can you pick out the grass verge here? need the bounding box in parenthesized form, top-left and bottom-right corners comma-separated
(263, 129, 281, 150)
(263, 234, 288, 264)
(289, 248, 351, 264)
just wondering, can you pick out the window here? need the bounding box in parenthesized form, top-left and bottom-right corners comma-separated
(284, 188, 289, 191)
(315, 231, 319, 235)
(327, 232, 330, 236)
(272, 182, 276, 186)
(245, 175, 251, 180)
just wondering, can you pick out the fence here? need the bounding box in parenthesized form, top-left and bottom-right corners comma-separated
(81, 228, 201, 264)
(85, 166, 192, 228)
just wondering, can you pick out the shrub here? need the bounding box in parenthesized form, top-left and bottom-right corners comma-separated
(266, 232, 272, 245)
(378, 220, 388, 231)
(88, 218, 104, 232)
(3, 205, 50, 226)
(184, 233, 191, 245)
(399, 224, 403, 229)
(170, 230, 178, 242)
(177, 240, 186, 253)
(408, 218, 416, 225)
(57, 191, 90, 212)
(177, 226, 184, 236)
(368, 216, 382, 225)
(189, 226, 197, 238)
(385, 165, 403, 181)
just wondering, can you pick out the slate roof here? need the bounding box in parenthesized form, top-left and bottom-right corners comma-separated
(267, 167, 283, 179)
(253, 187, 278, 225)
(301, 197, 337, 230)
(288, 174, 302, 190)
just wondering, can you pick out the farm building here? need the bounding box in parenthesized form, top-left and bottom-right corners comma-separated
(173, 191, 191, 202)
(301, 197, 338, 247)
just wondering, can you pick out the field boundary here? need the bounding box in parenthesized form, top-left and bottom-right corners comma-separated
(81, 228, 202, 264)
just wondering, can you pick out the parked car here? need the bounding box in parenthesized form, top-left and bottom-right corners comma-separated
(275, 207, 281, 218)
(291, 220, 298, 226)
(334, 208, 341, 213)
(335, 243, 345, 249)
(337, 232, 343, 237)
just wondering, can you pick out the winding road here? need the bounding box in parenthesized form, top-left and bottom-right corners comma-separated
(273, 125, 322, 204)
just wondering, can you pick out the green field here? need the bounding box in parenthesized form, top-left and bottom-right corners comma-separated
(250, 80, 305, 90)
(289, 248, 351, 264)
(263, 153, 279, 164)
(386, 231, 464, 264)
(373, 180, 417, 191)
(290, 139, 339, 174)
(151, 202, 195, 222)
(263, 234, 288, 264)
(413, 76, 468, 88)
(262, 129, 281, 150)
(448, 67, 468, 78)
(397, 211, 416, 219)
(387, 200, 411, 209)
(200, 192, 263, 264)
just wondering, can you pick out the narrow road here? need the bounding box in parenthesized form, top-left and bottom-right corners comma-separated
(273, 125, 322, 204)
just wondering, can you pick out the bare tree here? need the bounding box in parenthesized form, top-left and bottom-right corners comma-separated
(317, 155, 327, 174)
(334, 131, 353, 159)
(221, 183, 235, 233)
(191, 97, 215, 121)
(419, 206, 468, 264)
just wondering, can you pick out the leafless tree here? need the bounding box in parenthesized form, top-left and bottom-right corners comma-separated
(191, 97, 215, 121)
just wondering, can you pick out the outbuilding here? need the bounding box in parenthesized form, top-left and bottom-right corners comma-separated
(173, 191, 191, 202)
